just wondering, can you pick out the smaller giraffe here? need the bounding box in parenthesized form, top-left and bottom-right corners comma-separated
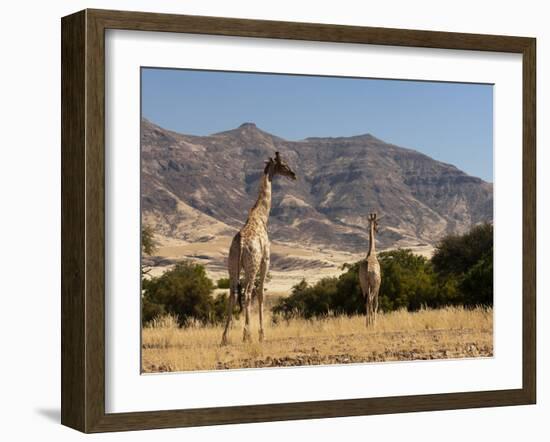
(358, 213, 381, 327)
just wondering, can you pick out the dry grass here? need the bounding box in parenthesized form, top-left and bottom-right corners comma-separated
(141, 307, 493, 373)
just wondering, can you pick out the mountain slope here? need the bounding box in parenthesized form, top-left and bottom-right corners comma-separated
(141, 119, 493, 251)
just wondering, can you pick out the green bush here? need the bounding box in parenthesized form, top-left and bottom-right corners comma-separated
(142, 261, 222, 326)
(432, 223, 493, 307)
(272, 224, 493, 319)
(459, 250, 493, 306)
(330, 263, 364, 315)
(273, 249, 444, 319)
(141, 224, 158, 276)
(377, 249, 437, 311)
(141, 224, 158, 256)
(217, 277, 230, 289)
(432, 223, 493, 276)
(141, 296, 165, 324)
(272, 278, 338, 319)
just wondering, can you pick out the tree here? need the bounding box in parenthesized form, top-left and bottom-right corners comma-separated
(432, 223, 493, 276)
(217, 278, 230, 289)
(331, 263, 364, 315)
(140, 224, 163, 320)
(141, 224, 158, 277)
(459, 250, 493, 306)
(142, 261, 219, 326)
(141, 224, 158, 256)
(142, 295, 165, 324)
(272, 248, 464, 320)
(432, 223, 493, 307)
(272, 278, 337, 319)
(271, 225, 494, 320)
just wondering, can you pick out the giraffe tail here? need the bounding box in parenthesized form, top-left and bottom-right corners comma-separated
(229, 232, 244, 313)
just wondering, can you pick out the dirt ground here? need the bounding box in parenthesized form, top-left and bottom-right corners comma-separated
(141, 307, 493, 373)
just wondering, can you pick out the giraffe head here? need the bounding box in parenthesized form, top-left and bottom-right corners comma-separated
(368, 213, 379, 233)
(264, 151, 297, 180)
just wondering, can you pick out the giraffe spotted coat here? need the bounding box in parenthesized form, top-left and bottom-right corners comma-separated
(221, 153, 296, 345)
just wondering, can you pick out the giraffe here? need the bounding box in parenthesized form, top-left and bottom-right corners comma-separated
(358, 213, 381, 327)
(221, 152, 296, 345)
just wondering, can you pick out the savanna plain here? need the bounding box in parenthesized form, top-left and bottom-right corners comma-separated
(140, 118, 495, 373)
(142, 305, 493, 373)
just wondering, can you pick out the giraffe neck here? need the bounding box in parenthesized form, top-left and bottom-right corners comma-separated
(249, 173, 272, 226)
(367, 225, 376, 256)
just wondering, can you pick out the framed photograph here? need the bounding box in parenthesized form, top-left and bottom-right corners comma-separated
(61, 9, 536, 433)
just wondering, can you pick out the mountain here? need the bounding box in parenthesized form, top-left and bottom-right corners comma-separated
(141, 119, 493, 252)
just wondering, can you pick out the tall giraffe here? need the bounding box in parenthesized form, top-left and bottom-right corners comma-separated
(359, 213, 381, 327)
(221, 152, 296, 345)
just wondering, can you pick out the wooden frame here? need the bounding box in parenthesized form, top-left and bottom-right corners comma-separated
(61, 8, 536, 433)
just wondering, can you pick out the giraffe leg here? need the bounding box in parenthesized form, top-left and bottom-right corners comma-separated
(363, 289, 369, 327)
(221, 284, 237, 346)
(222, 233, 241, 345)
(373, 290, 379, 326)
(366, 287, 373, 327)
(257, 255, 269, 342)
(242, 275, 257, 343)
(365, 287, 369, 327)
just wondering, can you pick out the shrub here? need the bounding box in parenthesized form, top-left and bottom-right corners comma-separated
(273, 249, 442, 319)
(432, 223, 493, 307)
(272, 278, 338, 319)
(377, 249, 437, 311)
(459, 250, 493, 306)
(217, 278, 230, 289)
(272, 223, 493, 320)
(141, 296, 165, 324)
(142, 261, 219, 326)
(432, 223, 493, 276)
(141, 224, 158, 276)
(212, 292, 237, 323)
(141, 224, 158, 256)
(330, 263, 364, 315)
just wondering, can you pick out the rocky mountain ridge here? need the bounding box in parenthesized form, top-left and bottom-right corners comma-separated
(141, 119, 493, 251)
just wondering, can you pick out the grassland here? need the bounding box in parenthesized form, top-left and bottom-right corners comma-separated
(142, 306, 493, 373)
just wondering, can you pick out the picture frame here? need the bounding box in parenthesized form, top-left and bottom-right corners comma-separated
(61, 8, 536, 433)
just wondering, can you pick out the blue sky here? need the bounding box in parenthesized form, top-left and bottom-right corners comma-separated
(142, 68, 493, 181)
